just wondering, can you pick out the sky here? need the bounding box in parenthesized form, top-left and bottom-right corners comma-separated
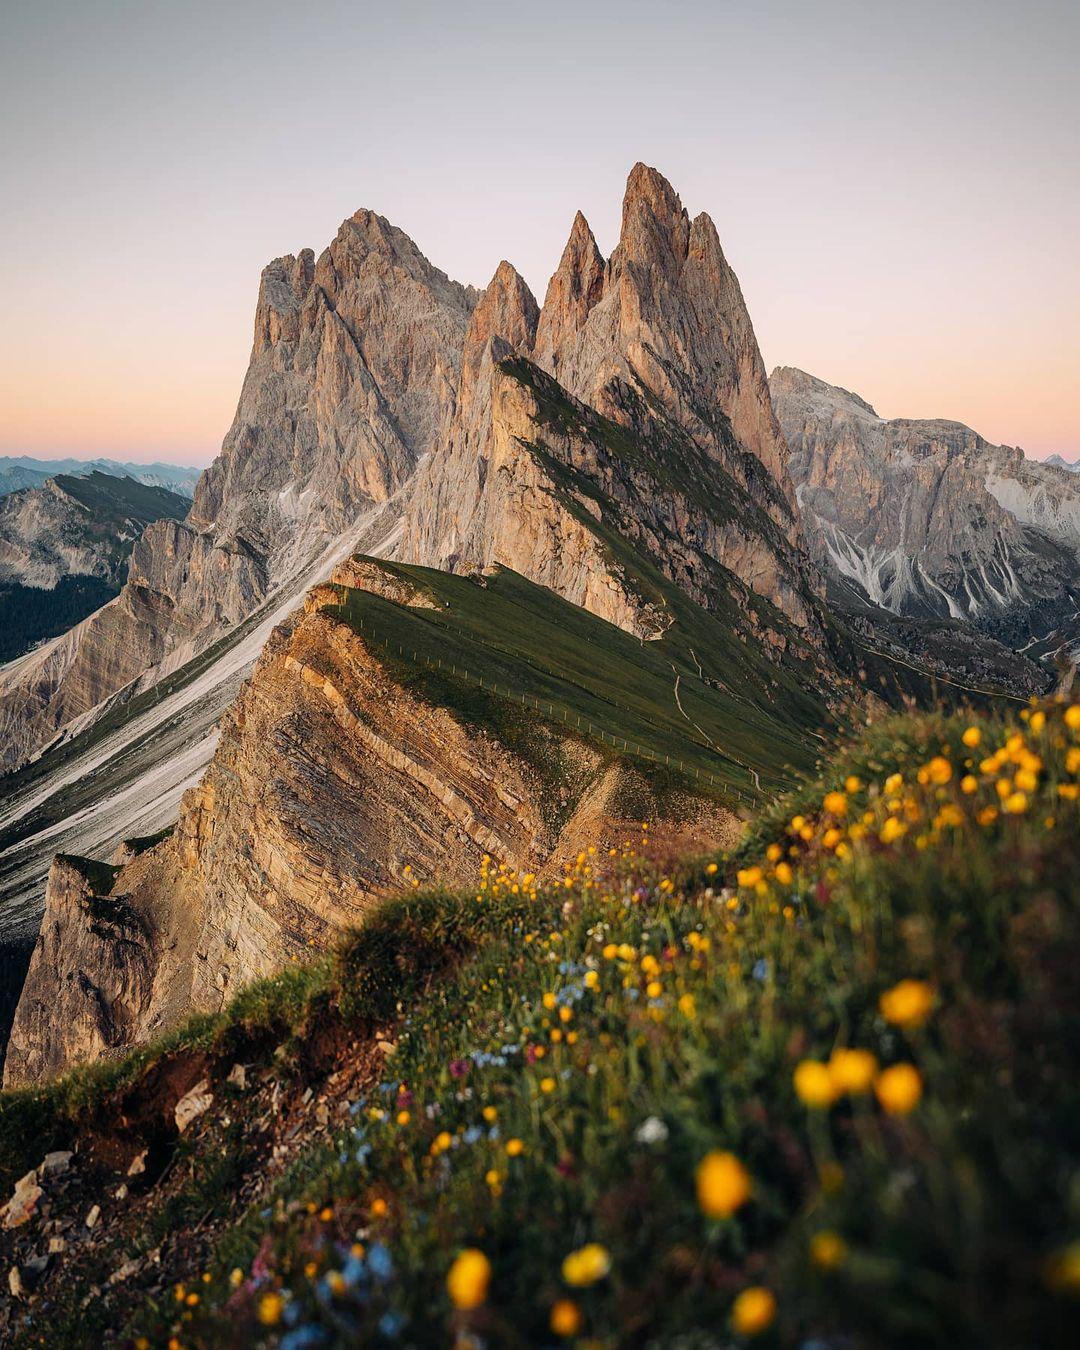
(1, 0, 1077, 466)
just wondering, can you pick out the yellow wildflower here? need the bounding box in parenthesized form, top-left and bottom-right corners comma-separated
(875, 1063, 923, 1114)
(823, 791, 848, 816)
(810, 1230, 848, 1270)
(695, 1150, 752, 1218)
(794, 1059, 837, 1107)
(879, 817, 908, 845)
(925, 756, 953, 785)
(446, 1248, 491, 1310)
(962, 726, 981, 748)
(561, 1243, 611, 1287)
(879, 978, 934, 1028)
(731, 1286, 777, 1336)
(257, 1293, 284, 1327)
(828, 1047, 878, 1095)
(550, 1299, 583, 1336)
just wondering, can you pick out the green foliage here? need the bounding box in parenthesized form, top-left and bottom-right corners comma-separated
(326, 559, 826, 805)
(5, 706, 1079, 1347)
(0, 575, 118, 662)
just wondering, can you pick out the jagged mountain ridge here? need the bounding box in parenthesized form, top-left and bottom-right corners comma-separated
(0, 457, 201, 499)
(772, 366, 1080, 664)
(4, 558, 764, 1087)
(0, 166, 835, 783)
(1, 165, 859, 1083)
(0, 213, 475, 774)
(401, 166, 830, 677)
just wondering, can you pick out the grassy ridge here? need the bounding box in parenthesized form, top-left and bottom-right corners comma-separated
(326, 562, 828, 802)
(3, 702, 1077, 1346)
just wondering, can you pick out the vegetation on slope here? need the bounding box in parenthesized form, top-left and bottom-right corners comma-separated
(0, 575, 118, 662)
(326, 561, 827, 804)
(2, 703, 1079, 1347)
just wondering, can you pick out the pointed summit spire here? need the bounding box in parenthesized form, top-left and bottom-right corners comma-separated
(461, 261, 538, 383)
(618, 163, 691, 267)
(534, 212, 606, 373)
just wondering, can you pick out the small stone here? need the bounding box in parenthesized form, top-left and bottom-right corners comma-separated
(1, 1171, 43, 1229)
(108, 1257, 140, 1285)
(227, 1063, 247, 1090)
(127, 1150, 148, 1177)
(175, 1078, 213, 1133)
(48, 1237, 66, 1255)
(39, 1150, 74, 1179)
(114, 1183, 128, 1201)
(8, 1266, 23, 1298)
(85, 1204, 100, 1229)
(23, 1253, 50, 1285)
(301, 1087, 313, 1105)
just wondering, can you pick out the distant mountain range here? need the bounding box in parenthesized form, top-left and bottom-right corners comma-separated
(0, 456, 200, 498)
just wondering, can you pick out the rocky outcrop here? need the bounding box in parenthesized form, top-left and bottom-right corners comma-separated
(2, 857, 160, 1086)
(773, 366, 1080, 663)
(0, 213, 476, 773)
(401, 165, 827, 659)
(4, 567, 737, 1086)
(535, 164, 794, 495)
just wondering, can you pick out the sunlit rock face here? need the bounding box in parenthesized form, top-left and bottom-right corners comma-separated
(401, 165, 828, 651)
(774, 365, 1080, 663)
(0, 212, 476, 772)
(4, 568, 736, 1087)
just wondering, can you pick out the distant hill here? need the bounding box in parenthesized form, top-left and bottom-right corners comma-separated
(0, 455, 200, 499)
(0, 471, 190, 663)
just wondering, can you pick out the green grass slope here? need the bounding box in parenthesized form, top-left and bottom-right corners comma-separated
(325, 561, 830, 803)
(1, 703, 1078, 1347)
(53, 471, 189, 527)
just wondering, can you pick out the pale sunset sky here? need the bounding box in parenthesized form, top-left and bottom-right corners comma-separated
(1, 0, 1077, 465)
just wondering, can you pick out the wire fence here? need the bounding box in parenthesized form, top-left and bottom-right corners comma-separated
(332, 603, 761, 804)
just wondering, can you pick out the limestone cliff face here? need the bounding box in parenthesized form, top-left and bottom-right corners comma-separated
(401, 165, 825, 653)
(773, 366, 1080, 660)
(5, 569, 735, 1086)
(0, 213, 476, 773)
(535, 164, 794, 497)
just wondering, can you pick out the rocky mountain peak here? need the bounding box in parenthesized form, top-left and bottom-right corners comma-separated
(530, 165, 793, 497)
(770, 366, 880, 420)
(456, 261, 539, 427)
(464, 261, 538, 364)
(533, 212, 605, 372)
(618, 162, 692, 269)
